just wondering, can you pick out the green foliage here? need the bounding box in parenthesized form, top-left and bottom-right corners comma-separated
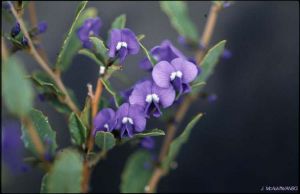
(21, 109, 57, 157)
(68, 112, 88, 146)
(162, 113, 203, 172)
(111, 14, 126, 29)
(80, 98, 91, 129)
(160, 1, 198, 42)
(121, 129, 165, 144)
(44, 149, 83, 193)
(120, 150, 153, 193)
(40, 174, 49, 193)
(55, 2, 98, 71)
(95, 131, 116, 151)
(101, 78, 122, 107)
(89, 37, 108, 64)
(30, 72, 64, 96)
(78, 48, 105, 66)
(192, 40, 226, 93)
(2, 56, 34, 116)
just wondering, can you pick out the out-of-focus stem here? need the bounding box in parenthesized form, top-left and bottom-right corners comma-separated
(2, 37, 9, 61)
(146, 3, 222, 193)
(9, 2, 79, 114)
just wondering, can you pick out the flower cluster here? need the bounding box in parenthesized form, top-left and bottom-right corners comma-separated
(76, 18, 199, 139)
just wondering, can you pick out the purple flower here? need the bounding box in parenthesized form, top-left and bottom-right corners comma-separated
(208, 94, 218, 103)
(93, 108, 117, 134)
(129, 79, 175, 118)
(2, 121, 29, 174)
(140, 40, 186, 71)
(11, 22, 20, 37)
(152, 58, 198, 96)
(77, 17, 102, 48)
(140, 137, 155, 150)
(115, 103, 146, 138)
(222, 49, 232, 59)
(108, 28, 140, 63)
(37, 21, 47, 34)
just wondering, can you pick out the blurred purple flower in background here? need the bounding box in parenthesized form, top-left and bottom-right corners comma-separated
(221, 49, 232, 59)
(77, 17, 102, 48)
(2, 121, 29, 175)
(129, 79, 175, 118)
(140, 137, 155, 150)
(10, 22, 20, 37)
(115, 103, 146, 138)
(140, 40, 186, 71)
(93, 108, 117, 134)
(108, 28, 140, 63)
(152, 58, 198, 97)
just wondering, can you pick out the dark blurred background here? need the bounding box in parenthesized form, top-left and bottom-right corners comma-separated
(1, 1, 299, 193)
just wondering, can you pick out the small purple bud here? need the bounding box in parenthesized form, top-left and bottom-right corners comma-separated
(222, 49, 232, 59)
(223, 1, 232, 8)
(11, 22, 20, 37)
(37, 21, 48, 34)
(140, 137, 155, 150)
(2, 1, 11, 10)
(177, 35, 186, 46)
(208, 94, 218, 103)
(21, 36, 28, 46)
(38, 93, 46, 102)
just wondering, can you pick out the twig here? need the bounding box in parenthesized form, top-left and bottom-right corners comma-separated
(22, 117, 51, 171)
(146, 3, 222, 193)
(9, 2, 79, 114)
(2, 37, 9, 61)
(28, 1, 50, 63)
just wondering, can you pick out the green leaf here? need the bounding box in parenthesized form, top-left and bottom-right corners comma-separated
(120, 150, 153, 193)
(95, 131, 116, 151)
(21, 109, 58, 157)
(192, 40, 226, 93)
(30, 72, 64, 96)
(80, 98, 91, 129)
(160, 1, 198, 42)
(120, 129, 165, 144)
(55, 2, 98, 71)
(111, 14, 126, 29)
(78, 48, 105, 66)
(89, 37, 108, 64)
(2, 56, 34, 116)
(68, 112, 87, 146)
(40, 174, 49, 193)
(191, 81, 206, 90)
(46, 149, 83, 193)
(139, 41, 157, 66)
(101, 78, 122, 107)
(162, 113, 203, 172)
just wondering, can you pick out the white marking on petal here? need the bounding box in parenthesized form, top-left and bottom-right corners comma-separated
(122, 116, 134, 124)
(152, 93, 160, 103)
(145, 94, 153, 103)
(116, 41, 128, 51)
(89, 31, 94, 36)
(104, 124, 109, 130)
(170, 70, 183, 81)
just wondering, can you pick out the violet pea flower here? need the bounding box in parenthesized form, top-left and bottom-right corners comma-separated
(139, 40, 186, 71)
(129, 79, 175, 118)
(93, 108, 117, 135)
(152, 58, 198, 96)
(115, 103, 146, 138)
(108, 28, 140, 63)
(77, 17, 102, 48)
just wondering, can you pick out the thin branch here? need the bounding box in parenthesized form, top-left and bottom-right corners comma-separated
(9, 2, 79, 114)
(146, 3, 222, 193)
(2, 37, 9, 61)
(28, 1, 50, 63)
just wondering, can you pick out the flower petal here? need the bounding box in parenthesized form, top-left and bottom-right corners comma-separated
(116, 103, 130, 128)
(93, 108, 115, 133)
(152, 82, 175, 108)
(129, 80, 152, 108)
(129, 104, 146, 132)
(171, 58, 198, 83)
(121, 28, 140, 55)
(108, 29, 122, 58)
(152, 61, 175, 88)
